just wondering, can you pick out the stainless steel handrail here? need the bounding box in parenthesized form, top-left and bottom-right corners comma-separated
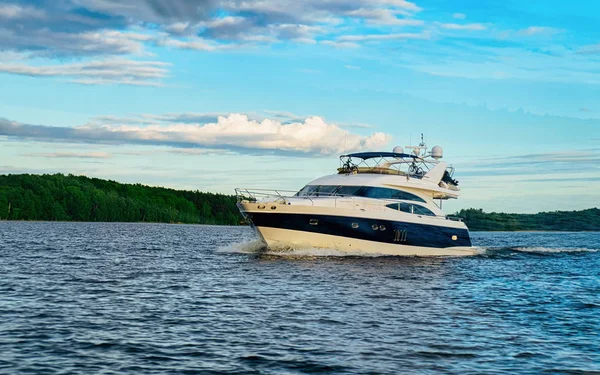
(235, 188, 461, 222)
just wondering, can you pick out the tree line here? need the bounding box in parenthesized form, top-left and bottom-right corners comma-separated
(454, 208, 600, 231)
(0, 174, 240, 225)
(1, 173, 598, 230)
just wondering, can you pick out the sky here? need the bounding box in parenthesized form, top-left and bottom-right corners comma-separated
(0, 0, 599, 214)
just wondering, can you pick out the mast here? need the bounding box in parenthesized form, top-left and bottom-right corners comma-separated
(405, 133, 428, 158)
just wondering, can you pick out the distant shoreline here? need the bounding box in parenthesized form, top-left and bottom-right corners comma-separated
(1, 173, 598, 231)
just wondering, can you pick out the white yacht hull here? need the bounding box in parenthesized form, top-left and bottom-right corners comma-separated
(238, 201, 477, 257)
(255, 226, 478, 257)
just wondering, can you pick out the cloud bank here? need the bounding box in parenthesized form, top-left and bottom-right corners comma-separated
(1, 113, 391, 156)
(0, 58, 170, 86)
(1, 1, 588, 88)
(0, 0, 425, 58)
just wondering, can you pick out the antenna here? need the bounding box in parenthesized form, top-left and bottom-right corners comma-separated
(405, 133, 428, 158)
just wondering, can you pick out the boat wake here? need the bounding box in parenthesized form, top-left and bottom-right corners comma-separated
(480, 246, 598, 255)
(219, 240, 396, 257)
(220, 240, 486, 257)
(217, 239, 265, 254)
(512, 246, 598, 253)
(220, 241, 598, 258)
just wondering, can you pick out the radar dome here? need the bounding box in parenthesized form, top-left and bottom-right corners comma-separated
(431, 145, 443, 159)
(392, 146, 404, 154)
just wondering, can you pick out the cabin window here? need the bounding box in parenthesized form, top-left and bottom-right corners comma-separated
(297, 185, 425, 203)
(359, 187, 425, 203)
(314, 185, 339, 196)
(335, 185, 363, 196)
(386, 203, 412, 213)
(296, 185, 317, 196)
(412, 205, 436, 216)
(386, 203, 436, 216)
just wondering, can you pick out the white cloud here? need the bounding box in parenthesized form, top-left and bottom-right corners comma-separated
(0, 4, 45, 19)
(202, 16, 246, 29)
(0, 58, 170, 86)
(23, 152, 112, 159)
(343, 8, 424, 26)
(1, 114, 392, 157)
(158, 36, 228, 51)
(196, 0, 423, 42)
(164, 22, 192, 34)
(70, 78, 163, 87)
(440, 23, 486, 31)
(0, 0, 422, 58)
(321, 40, 360, 48)
(91, 112, 258, 125)
(0, 28, 152, 57)
(338, 32, 430, 42)
(518, 26, 561, 36)
(80, 30, 154, 55)
(380, 0, 422, 12)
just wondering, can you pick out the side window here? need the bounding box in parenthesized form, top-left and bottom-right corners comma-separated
(296, 185, 317, 196)
(359, 187, 425, 202)
(412, 204, 436, 216)
(400, 203, 413, 213)
(314, 185, 339, 196)
(335, 185, 363, 196)
(386, 203, 400, 210)
(386, 203, 412, 213)
(360, 186, 393, 199)
(386, 203, 435, 216)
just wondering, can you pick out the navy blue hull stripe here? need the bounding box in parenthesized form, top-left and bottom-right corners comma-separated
(246, 212, 472, 248)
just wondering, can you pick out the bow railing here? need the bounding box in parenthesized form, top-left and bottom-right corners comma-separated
(234, 188, 462, 222)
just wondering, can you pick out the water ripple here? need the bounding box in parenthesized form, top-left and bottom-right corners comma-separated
(0, 222, 599, 374)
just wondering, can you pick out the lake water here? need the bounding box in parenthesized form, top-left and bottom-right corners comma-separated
(1, 222, 599, 374)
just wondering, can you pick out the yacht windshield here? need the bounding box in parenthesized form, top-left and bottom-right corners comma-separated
(295, 185, 426, 203)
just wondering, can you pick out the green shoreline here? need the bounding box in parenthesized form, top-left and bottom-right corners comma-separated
(1, 173, 598, 231)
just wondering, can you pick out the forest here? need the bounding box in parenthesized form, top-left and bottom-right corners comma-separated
(453, 208, 600, 232)
(0, 174, 240, 225)
(0, 173, 598, 231)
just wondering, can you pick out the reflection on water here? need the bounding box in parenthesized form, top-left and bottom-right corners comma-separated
(0, 222, 599, 374)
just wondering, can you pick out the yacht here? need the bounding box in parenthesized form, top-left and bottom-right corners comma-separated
(235, 138, 477, 256)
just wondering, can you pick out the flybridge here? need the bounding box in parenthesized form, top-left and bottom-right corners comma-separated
(338, 136, 459, 191)
(338, 149, 450, 179)
(338, 152, 426, 177)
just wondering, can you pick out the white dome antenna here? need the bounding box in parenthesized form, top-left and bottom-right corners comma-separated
(392, 145, 404, 154)
(431, 145, 443, 159)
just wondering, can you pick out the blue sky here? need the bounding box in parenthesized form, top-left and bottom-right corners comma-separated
(0, 0, 599, 213)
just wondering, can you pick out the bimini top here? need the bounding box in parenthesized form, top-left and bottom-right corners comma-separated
(342, 152, 418, 160)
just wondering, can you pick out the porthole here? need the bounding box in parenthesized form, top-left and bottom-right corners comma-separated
(258, 204, 265, 209)
(379, 225, 386, 231)
(372, 224, 379, 231)
(452, 235, 458, 241)
(309, 219, 319, 226)
(271, 205, 277, 210)
(351, 223, 359, 229)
